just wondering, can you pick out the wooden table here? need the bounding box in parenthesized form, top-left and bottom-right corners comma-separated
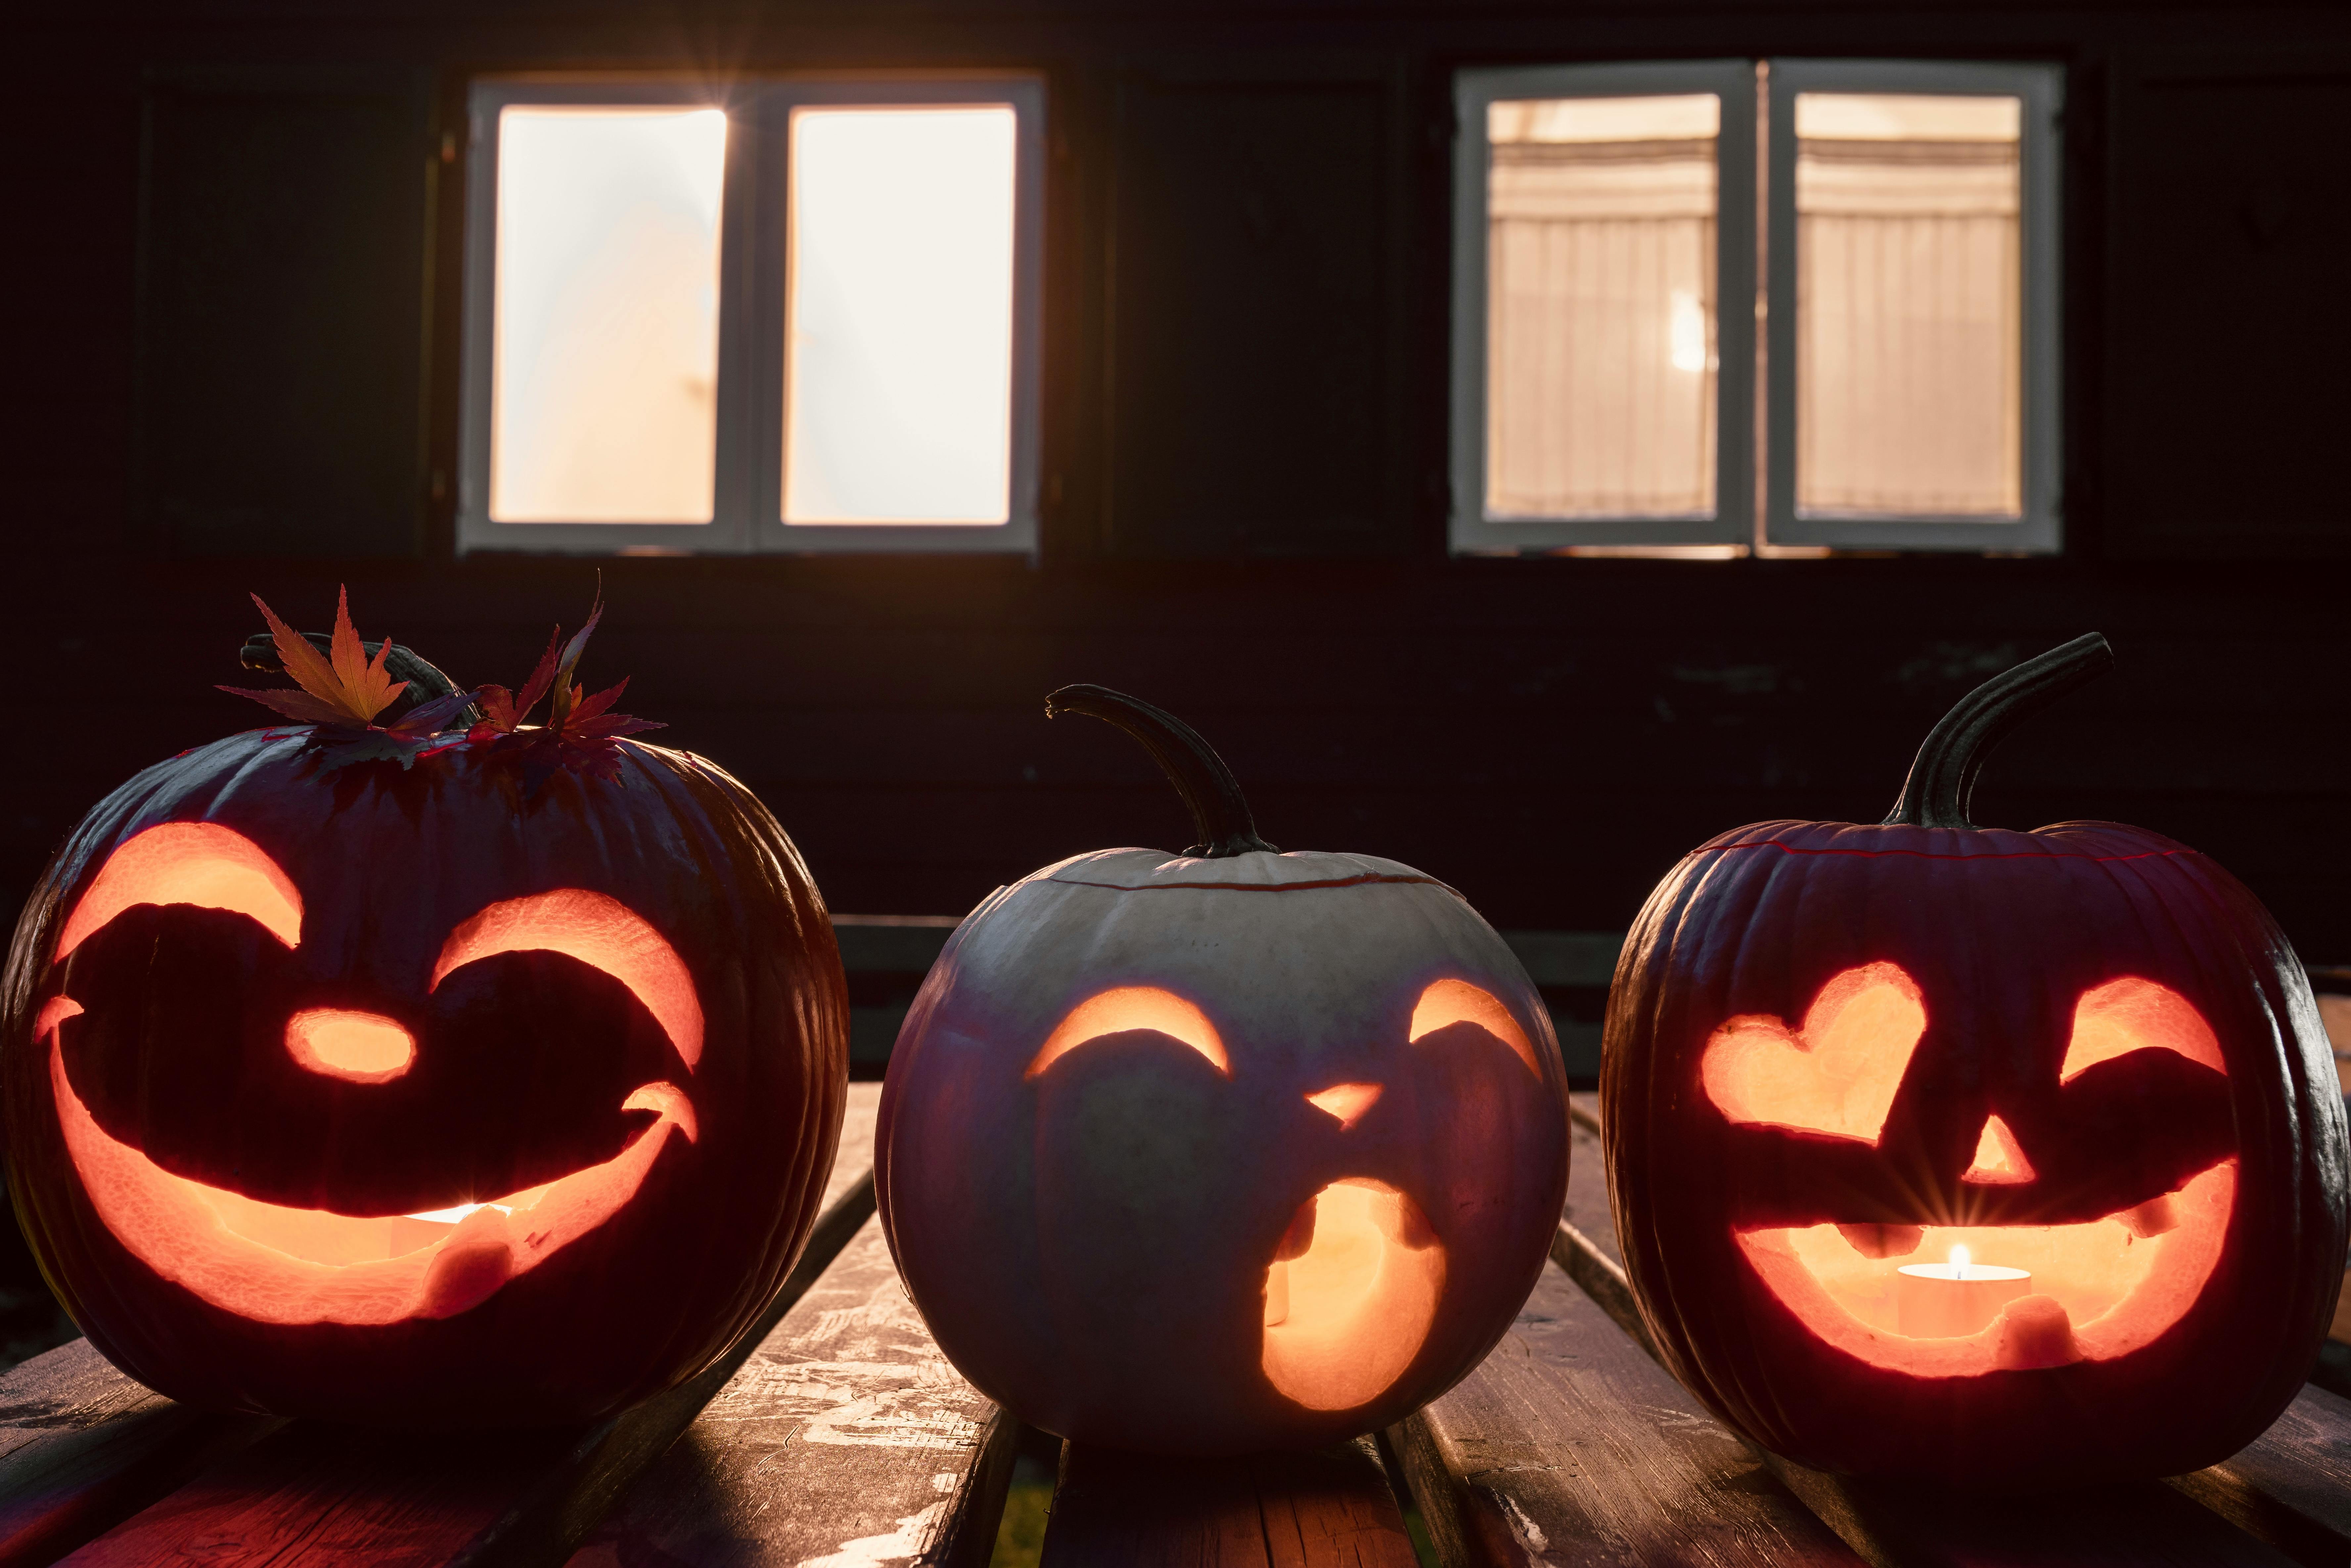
(3, 1086, 2347, 1567)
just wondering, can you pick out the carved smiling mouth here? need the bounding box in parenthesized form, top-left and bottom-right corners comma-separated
(46, 1030, 696, 1326)
(1735, 1157, 2236, 1376)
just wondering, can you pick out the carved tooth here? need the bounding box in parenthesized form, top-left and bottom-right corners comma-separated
(1264, 1261, 1290, 1327)
(1276, 1199, 1317, 1261)
(2120, 1194, 2179, 1239)
(421, 1206, 516, 1319)
(1836, 1222, 1925, 1259)
(1995, 1294, 2082, 1369)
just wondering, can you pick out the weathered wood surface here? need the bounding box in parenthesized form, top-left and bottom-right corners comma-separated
(55, 1422, 582, 1567)
(0, 1347, 283, 1568)
(1039, 1436, 1418, 1568)
(1759, 1459, 2300, 1568)
(1393, 1259, 1864, 1568)
(563, 1211, 1011, 1568)
(1558, 1092, 2337, 1568)
(1, 1085, 881, 1568)
(1564, 1098, 1616, 1268)
(2167, 1384, 2351, 1568)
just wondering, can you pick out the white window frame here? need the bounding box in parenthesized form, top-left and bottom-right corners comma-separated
(1452, 61, 1756, 554)
(457, 74, 1045, 556)
(1765, 59, 2062, 553)
(1451, 59, 2062, 557)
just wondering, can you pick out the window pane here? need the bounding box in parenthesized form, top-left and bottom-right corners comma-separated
(1485, 94, 1720, 521)
(784, 106, 1017, 525)
(490, 107, 727, 524)
(1795, 92, 2022, 519)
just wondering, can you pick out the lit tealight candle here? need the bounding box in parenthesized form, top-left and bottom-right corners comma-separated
(1895, 1244, 2032, 1339)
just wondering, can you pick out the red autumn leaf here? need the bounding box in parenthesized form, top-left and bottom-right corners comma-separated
(469, 589, 662, 790)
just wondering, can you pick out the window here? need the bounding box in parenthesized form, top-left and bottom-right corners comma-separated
(1453, 60, 2060, 556)
(458, 77, 1043, 555)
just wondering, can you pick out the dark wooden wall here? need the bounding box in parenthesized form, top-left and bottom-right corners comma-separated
(4, 0, 2347, 966)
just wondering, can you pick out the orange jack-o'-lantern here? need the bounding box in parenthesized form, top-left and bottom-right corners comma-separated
(1606, 635, 2348, 1489)
(876, 687, 1570, 1453)
(1, 599, 848, 1426)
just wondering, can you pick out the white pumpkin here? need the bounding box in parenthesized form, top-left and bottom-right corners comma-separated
(875, 686, 1571, 1453)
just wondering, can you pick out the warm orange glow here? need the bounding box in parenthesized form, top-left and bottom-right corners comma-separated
(48, 1025, 695, 1324)
(284, 1008, 417, 1084)
(1025, 987, 1229, 1079)
(35, 995, 83, 1046)
(1408, 978, 1542, 1078)
(1895, 1246, 2032, 1337)
(1304, 1082, 1384, 1130)
(2059, 978, 2227, 1085)
(432, 891, 703, 1069)
(1961, 1114, 2036, 1185)
(56, 823, 303, 959)
(1737, 1158, 2236, 1376)
(1261, 1180, 1445, 1411)
(1701, 963, 1924, 1144)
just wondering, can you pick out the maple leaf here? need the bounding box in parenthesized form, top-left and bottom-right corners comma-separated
(219, 588, 407, 727)
(218, 588, 479, 771)
(468, 588, 664, 791)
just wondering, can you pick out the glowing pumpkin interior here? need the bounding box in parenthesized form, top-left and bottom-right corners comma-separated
(40, 824, 703, 1326)
(1703, 964, 2235, 1377)
(1026, 975, 1536, 1411)
(1260, 1179, 1445, 1410)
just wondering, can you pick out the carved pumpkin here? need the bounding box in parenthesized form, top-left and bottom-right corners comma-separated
(1, 604, 848, 1426)
(1605, 635, 2348, 1489)
(876, 686, 1570, 1453)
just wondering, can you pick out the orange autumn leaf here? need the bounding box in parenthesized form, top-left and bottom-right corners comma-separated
(219, 587, 408, 727)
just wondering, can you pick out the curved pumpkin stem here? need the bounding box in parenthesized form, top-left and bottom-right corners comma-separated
(1883, 632, 2113, 830)
(239, 632, 483, 727)
(1046, 684, 1278, 859)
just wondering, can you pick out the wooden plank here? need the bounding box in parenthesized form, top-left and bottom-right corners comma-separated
(2168, 1384, 2351, 1568)
(30, 1086, 880, 1568)
(1040, 1437, 1419, 1568)
(1393, 1259, 1864, 1568)
(1760, 1456, 2299, 1568)
(561, 1211, 1013, 1568)
(1563, 1097, 1616, 1268)
(0, 1346, 283, 1568)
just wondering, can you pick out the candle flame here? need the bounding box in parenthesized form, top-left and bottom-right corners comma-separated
(1949, 1243, 1971, 1278)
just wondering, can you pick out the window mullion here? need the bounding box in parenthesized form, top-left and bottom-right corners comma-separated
(710, 87, 767, 554)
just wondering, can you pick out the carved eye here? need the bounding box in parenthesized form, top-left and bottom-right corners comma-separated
(1702, 962, 1925, 1144)
(55, 822, 303, 959)
(1408, 979, 1542, 1079)
(430, 890, 705, 1070)
(2059, 977, 2227, 1084)
(1026, 987, 1228, 1080)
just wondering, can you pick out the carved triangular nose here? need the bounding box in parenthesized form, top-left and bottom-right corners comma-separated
(1961, 1113, 2036, 1185)
(1304, 1082, 1383, 1130)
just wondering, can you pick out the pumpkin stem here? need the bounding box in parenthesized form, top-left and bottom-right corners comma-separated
(1046, 685, 1279, 859)
(1883, 633, 2113, 830)
(239, 632, 484, 727)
